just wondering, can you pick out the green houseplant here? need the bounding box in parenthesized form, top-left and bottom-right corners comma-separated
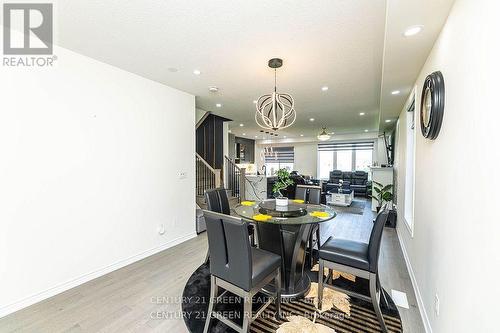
(273, 168, 294, 206)
(370, 181, 393, 212)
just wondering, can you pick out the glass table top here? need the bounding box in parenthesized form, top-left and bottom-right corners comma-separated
(234, 199, 337, 225)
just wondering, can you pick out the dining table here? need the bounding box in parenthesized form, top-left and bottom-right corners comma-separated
(233, 199, 336, 300)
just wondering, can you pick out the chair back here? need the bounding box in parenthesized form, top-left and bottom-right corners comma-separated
(216, 189, 230, 215)
(307, 186, 321, 204)
(352, 171, 368, 185)
(342, 171, 353, 182)
(205, 188, 222, 213)
(203, 210, 253, 291)
(368, 208, 389, 273)
(204, 188, 230, 215)
(295, 185, 307, 201)
(329, 170, 343, 183)
(295, 185, 321, 204)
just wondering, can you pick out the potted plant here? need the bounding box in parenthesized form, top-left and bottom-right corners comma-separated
(370, 181, 393, 212)
(273, 168, 294, 206)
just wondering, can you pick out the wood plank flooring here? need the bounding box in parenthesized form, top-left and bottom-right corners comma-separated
(0, 199, 425, 332)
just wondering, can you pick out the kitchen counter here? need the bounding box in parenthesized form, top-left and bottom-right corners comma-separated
(244, 175, 268, 201)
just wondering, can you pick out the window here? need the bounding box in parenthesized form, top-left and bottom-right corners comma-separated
(265, 147, 294, 176)
(318, 151, 334, 179)
(404, 96, 416, 235)
(336, 150, 353, 171)
(317, 141, 374, 179)
(355, 150, 373, 172)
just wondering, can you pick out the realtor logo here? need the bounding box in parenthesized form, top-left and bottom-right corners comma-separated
(3, 3, 53, 55)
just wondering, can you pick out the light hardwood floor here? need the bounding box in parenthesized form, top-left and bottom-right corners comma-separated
(0, 199, 425, 332)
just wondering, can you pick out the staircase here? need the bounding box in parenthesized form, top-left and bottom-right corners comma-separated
(224, 156, 245, 199)
(196, 152, 221, 194)
(195, 154, 246, 208)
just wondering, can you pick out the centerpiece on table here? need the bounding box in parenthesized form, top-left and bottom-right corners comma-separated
(272, 168, 294, 206)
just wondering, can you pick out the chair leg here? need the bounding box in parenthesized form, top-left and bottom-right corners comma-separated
(309, 233, 314, 267)
(275, 268, 282, 319)
(377, 275, 389, 308)
(203, 275, 216, 333)
(316, 225, 321, 249)
(318, 259, 324, 311)
(204, 250, 210, 264)
(241, 293, 252, 333)
(314, 225, 320, 265)
(369, 273, 388, 333)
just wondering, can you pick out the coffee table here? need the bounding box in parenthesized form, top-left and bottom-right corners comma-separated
(327, 189, 354, 207)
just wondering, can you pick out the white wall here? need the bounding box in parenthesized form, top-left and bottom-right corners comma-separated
(394, 1, 499, 332)
(195, 108, 207, 125)
(0, 43, 196, 317)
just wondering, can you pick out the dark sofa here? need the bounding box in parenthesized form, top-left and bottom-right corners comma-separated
(328, 170, 370, 196)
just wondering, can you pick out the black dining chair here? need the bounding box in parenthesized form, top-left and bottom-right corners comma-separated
(296, 185, 322, 267)
(202, 210, 282, 333)
(318, 208, 390, 332)
(204, 188, 256, 263)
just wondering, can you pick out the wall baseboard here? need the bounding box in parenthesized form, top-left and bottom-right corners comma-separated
(0, 232, 197, 319)
(396, 228, 433, 333)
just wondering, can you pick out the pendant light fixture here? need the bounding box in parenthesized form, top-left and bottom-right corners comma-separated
(317, 127, 332, 141)
(255, 58, 296, 131)
(260, 146, 278, 161)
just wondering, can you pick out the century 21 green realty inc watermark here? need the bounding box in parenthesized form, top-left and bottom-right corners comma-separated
(3, 3, 57, 66)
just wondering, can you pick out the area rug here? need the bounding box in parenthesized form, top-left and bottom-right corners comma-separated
(181, 263, 403, 332)
(332, 199, 366, 215)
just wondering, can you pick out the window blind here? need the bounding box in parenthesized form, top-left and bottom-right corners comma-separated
(317, 141, 374, 151)
(264, 146, 294, 163)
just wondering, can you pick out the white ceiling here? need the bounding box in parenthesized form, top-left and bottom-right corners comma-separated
(379, 0, 455, 132)
(54, 0, 454, 140)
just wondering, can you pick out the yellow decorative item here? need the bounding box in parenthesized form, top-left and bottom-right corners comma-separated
(292, 199, 304, 203)
(240, 201, 255, 206)
(252, 214, 272, 221)
(310, 211, 330, 218)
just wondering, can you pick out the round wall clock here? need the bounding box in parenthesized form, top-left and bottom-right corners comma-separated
(420, 71, 445, 139)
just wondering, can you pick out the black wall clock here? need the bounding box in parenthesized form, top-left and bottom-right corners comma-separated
(420, 71, 445, 139)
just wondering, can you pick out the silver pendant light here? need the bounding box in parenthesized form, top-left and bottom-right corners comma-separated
(255, 58, 296, 131)
(317, 127, 332, 141)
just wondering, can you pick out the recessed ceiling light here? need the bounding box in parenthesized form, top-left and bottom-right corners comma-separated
(284, 136, 287, 138)
(193, 69, 201, 75)
(300, 134, 304, 137)
(254, 135, 258, 138)
(321, 86, 329, 91)
(239, 123, 244, 127)
(309, 118, 315, 122)
(167, 67, 178, 73)
(359, 112, 365, 116)
(385, 119, 392, 123)
(216, 103, 222, 108)
(403, 25, 423, 37)
(364, 129, 369, 132)
(208, 86, 219, 93)
(391, 90, 400, 95)
(242, 133, 246, 136)
(253, 100, 257, 104)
